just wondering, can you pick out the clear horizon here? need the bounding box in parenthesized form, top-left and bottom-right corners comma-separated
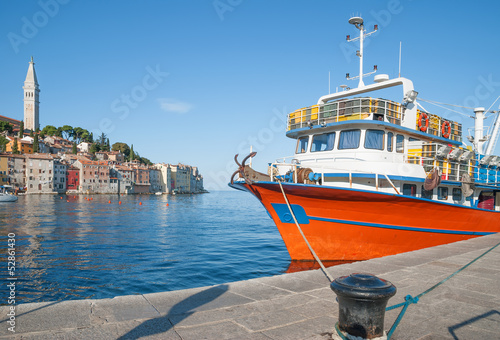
(1, 0, 500, 190)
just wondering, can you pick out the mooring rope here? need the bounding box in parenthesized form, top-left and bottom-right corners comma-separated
(277, 180, 334, 282)
(385, 239, 500, 339)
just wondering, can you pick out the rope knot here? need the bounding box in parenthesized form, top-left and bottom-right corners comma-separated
(404, 295, 419, 304)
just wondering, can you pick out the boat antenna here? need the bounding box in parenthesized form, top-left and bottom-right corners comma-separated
(346, 16, 378, 88)
(328, 71, 331, 94)
(398, 41, 402, 77)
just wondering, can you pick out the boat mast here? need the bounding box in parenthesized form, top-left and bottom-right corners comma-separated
(346, 17, 378, 88)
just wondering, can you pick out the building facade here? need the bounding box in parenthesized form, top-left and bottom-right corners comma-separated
(66, 166, 80, 191)
(9, 154, 26, 190)
(149, 168, 162, 193)
(0, 154, 9, 185)
(74, 160, 115, 194)
(155, 163, 172, 193)
(26, 154, 55, 194)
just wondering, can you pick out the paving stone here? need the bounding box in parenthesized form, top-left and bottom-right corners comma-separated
(0, 300, 92, 336)
(90, 295, 160, 324)
(226, 279, 293, 301)
(262, 315, 336, 340)
(234, 309, 306, 331)
(7, 319, 181, 340)
(251, 274, 326, 293)
(174, 320, 252, 339)
(288, 298, 338, 319)
(144, 284, 254, 316)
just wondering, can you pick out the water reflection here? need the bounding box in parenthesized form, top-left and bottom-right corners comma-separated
(1, 192, 293, 304)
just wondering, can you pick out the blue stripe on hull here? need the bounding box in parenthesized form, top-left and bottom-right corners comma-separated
(308, 216, 495, 236)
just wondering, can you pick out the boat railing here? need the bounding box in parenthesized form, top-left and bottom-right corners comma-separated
(287, 97, 402, 131)
(406, 141, 499, 185)
(268, 161, 402, 194)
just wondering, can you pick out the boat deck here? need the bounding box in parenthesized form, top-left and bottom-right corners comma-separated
(1, 233, 499, 339)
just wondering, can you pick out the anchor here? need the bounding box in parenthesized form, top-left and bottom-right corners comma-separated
(230, 152, 269, 184)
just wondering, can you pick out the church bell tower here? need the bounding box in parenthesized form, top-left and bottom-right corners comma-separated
(23, 56, 40, 131)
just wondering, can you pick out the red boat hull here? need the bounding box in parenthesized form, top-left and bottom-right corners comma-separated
(234, 182, 499, 261)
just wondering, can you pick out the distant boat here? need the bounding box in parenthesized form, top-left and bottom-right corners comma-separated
(155, 192, 162, 195)
(0, 186, 18, 202)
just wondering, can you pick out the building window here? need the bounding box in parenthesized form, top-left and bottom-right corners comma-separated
(364, 130, 385, 150)
(421, 186, 433, 199)
(387, 132, 394, 152)
(452, 188, 462, 201)
(296, 136, 309, 153)
(338, 129, 361, 150)
(311, 132, 335, 152)
(403, 184, 417, 196)
(396, 135, 404, 153)
(438, 187, 448, 200)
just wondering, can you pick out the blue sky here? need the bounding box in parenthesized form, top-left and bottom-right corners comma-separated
(1, 0, 500, 190)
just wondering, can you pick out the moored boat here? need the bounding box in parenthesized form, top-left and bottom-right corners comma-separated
(0, 186, 18, 202)
(230, 17, 500, 262)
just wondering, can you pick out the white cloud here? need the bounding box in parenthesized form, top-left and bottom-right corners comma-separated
(157, 98, 193, 114)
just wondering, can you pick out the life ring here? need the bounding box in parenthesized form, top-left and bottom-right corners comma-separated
(441, 121, 451, 138)
(418, 112, 429, 132)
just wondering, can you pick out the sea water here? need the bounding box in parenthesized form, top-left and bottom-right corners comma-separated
(0, 191, 291, 304)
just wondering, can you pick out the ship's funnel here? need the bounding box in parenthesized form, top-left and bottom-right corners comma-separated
(474, 107, 486, 154)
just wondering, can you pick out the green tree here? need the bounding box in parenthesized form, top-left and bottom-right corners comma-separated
(0, 135, 8, 152)
(112, 142, 130, 158)
(0, 122, 13, 134)
(72, 142, 77, 154)
(12, 138, 19, 154)
(130, 144, 135, 161)
(89, 143, 101, 154)
(60, 125, 73, 140)
(140, 157, 153, 166)
(33, 134, 39, 153)
(18, 122, 24, 138)
(41, 125, 58, 137)
(29, 130, 34, 137)
(72, 127, 89, 144)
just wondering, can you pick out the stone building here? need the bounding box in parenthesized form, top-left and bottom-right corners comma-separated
(155, 163, 172, 193)
(149, 168, 162, 193)
(8, 154, 26, 190)
(26, 154, 55, 194)
(74, 160, 114, 194)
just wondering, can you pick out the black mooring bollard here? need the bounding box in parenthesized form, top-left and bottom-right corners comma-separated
(331, 273, 396, 339)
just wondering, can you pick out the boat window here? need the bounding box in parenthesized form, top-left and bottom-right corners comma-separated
(396, 134, 404, 153)
(338, 129, 361, 150)
(452, 188, 462, 201)
(364, 130, 384, 150)
(403, 183, 416, 196)
(409, 137, 420, 142)
(296, 136, 309, 154)
(421, 186, 433, 199)
(311, 132, 335, 152)
(387, 132, 394, 152)
(437, 187, 448, 200)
